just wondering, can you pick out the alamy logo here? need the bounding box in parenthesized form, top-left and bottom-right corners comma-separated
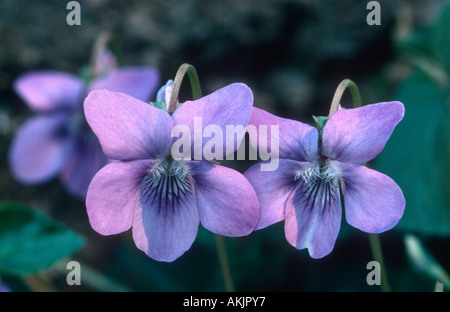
(66, 1, 81, 26)
(171, 117, 280, 171)
(366, 1, 381, 26)
(366, 261, 381, 286)
(66, 260, 81, 286)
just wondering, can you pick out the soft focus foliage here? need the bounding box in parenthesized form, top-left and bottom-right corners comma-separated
(0, 201, 84, 276)
(376, 4, 450, 236)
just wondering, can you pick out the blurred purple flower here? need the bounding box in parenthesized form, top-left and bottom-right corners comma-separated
(0, 281, 11, 292)
(83, 83, 259, 262)
(245, 102, 405, 258)
(9, 67, 160, 198)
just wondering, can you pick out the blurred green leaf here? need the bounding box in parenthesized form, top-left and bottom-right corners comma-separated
(428, 3, 450, 75)
(398, 2, 450, 70)
(395, 2, 450, 91)
(0, 201, 85, 276)
(375, 69, 450, 235)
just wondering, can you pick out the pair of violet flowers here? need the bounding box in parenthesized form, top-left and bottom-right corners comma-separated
(82, 66, 405, 262)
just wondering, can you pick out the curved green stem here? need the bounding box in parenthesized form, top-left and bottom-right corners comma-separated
(168, 63, 202, 112)
(328, 79, 361, 117)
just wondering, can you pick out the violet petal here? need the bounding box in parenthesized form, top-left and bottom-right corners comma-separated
(84, 90, 173, 161)
(322, 102, 405, 164)
(171, 83, 253, 160)
(284, 175, 342, 259)
(338, 162, 405, 233)
(188, 160, 259, 236)
(88, 66, 160, 102)
(13, 71, 84, 112)
(86, 159, 155, 235)
(132, 163, 199, 262)
(9, 113, 73, 183)
(248, 107, 319, 162)
(244, 159, 307, 230)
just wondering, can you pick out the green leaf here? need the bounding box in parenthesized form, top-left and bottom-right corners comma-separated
(375, 69, 450, 235)
(0, 202, 85, 276)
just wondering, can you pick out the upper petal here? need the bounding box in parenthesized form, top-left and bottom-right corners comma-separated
(284, 174, 342, 259)
(88, 66, 160, 102)
(248, 107, 319, 162)
(84, 90, 173, 161)
(13, 71, 84, 112)
(244, 159, 307, 230)
(188, 161, 259, 236)
(86, 159, 155, 235)
(338, 162, 405, 233)
(171, 83, 253, 160)
(322, 102, 405, 164)
(8, 113, 73, 183)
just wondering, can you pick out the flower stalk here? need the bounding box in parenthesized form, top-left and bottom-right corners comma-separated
(328, 79, 362, 117)
(168, 63, 235, 291)
(215, 234, 235, 292)
(369, 233, 391, 292)
(168, 63, 202, 113)
(330, 79, 390, 292)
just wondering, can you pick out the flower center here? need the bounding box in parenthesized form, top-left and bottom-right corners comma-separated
(295, 159, 340, 191)
(293, 160, 341, 211)
(140, 158, 193, 213)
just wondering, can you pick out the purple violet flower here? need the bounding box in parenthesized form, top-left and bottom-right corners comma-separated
(9, 67, 160, 198)
(245, 102, 406, 258)
(83, 82, 259, 262)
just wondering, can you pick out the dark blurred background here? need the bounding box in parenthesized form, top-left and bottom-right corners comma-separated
(0, 0, 448, 291)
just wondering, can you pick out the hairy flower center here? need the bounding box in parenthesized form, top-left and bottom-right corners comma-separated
(295, 160, 340, 191)
(293, 160, 341, 211)
(140, 159, 193, 213)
